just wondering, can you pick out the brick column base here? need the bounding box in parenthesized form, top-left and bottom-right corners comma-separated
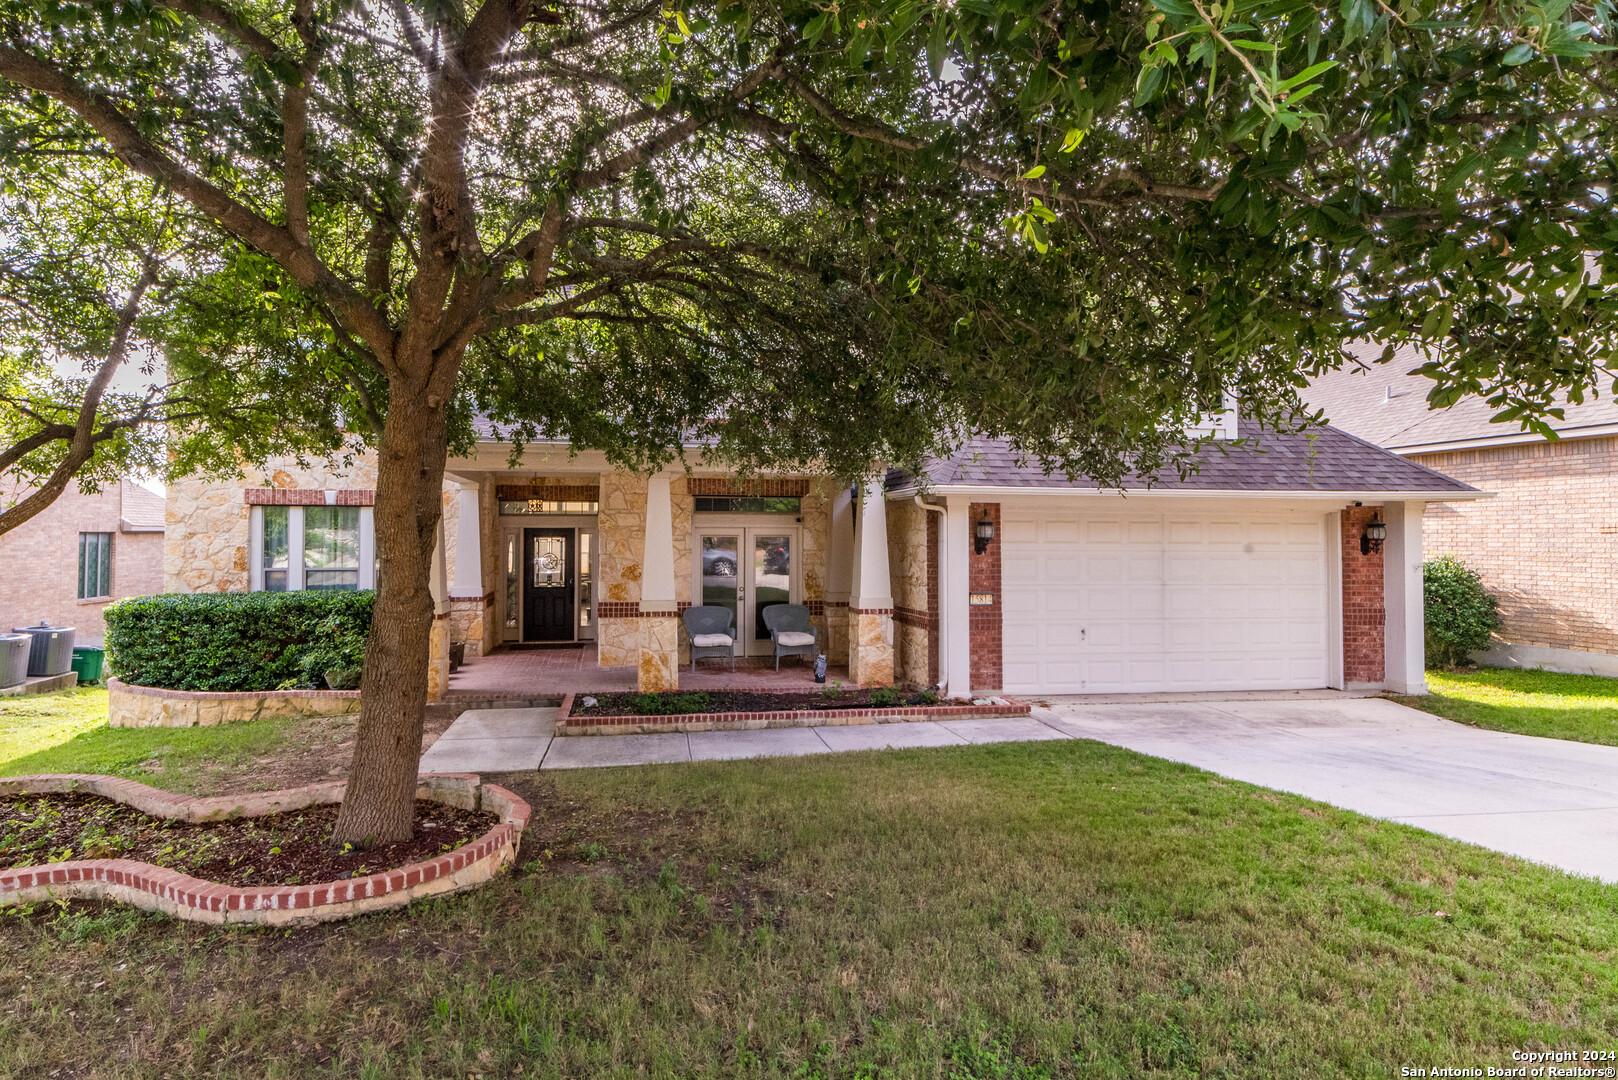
(848, 609, 894, 686)
(638, 613, 680, 692)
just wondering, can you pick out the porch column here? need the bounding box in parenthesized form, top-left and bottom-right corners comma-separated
(426, 518, 451, 702)
(848, 479, 895, 686)
(942, 495, 973, 699)
(1383, 500, 1427, 695)
(824, 483, 855, 665)
(449, 481, 486, 657)
(638, 473, 680, 691)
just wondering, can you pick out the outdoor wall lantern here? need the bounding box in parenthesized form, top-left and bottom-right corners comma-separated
(974, 511, 996, 556)
(1361, 515, 1387, 556)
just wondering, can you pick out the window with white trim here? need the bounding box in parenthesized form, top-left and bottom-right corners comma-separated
(250, 505, 375, 591)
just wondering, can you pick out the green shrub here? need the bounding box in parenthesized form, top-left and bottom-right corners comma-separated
(104, 591, 374, 692)
(1424, 556, 1501, 668)
(626, 691, 711, 716)
(869, 686, 901, 707)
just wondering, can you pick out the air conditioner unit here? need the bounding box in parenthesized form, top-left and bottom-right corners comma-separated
(12, 623, 76, 677)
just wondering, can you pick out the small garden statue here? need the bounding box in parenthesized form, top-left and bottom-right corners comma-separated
(814, 654, 827, 683)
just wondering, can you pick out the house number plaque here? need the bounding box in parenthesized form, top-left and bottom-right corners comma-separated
(969, 592, 994, 606)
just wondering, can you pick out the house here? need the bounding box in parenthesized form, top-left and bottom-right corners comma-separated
(0, 481, 166, 641)
(1307, 347, 1618, 675)
(161, 417, 1479, 699)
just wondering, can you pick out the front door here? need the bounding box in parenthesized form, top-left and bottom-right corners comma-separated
(694, 528, 797, 656)
(522, 528, 575, 642)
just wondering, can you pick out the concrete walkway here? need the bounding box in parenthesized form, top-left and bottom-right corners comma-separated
(1038, 695, 1618, 883)
(419, 696, 1618, 883)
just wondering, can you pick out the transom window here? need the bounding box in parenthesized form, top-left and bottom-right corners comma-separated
(498, 499, 600, 515)
(693, 496, 801, 514)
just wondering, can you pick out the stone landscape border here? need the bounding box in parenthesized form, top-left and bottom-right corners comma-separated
(108, 677, 361, 727)
(557, 691, 1031, 735)
(0, 773, 529, 925)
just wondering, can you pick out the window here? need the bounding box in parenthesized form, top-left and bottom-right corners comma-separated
(304, 507, 360, 590)
(78, 532, 112, 599)
(693, 496, 801, 514)
(498, 499, 600, 515)
(262, 507, 289, 591)
(250, 505, 374, 592)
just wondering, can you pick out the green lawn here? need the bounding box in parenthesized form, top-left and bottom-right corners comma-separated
(3, 739, 1617, 1078)
(0, 688, 353, 795)
(1396, 667, 1618, 746)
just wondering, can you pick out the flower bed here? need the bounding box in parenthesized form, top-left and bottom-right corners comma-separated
(0, 774, 529, 925)
(559, 688, 1030, 735)
(108, 678, 361, 727)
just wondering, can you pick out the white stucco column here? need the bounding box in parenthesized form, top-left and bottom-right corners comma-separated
(824, 483, 856, 665)
(450, 482, 483, 597)
(427, 519, 450, 702)
(429, 519, 449, 615)
(1383, 499, 1427, 695)
(942, 495, 974, 699)
(638, 474, 679, 690)
(848, 479, 894, 686)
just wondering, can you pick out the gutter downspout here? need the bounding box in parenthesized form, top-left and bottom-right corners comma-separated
(915, 496, 947, 690)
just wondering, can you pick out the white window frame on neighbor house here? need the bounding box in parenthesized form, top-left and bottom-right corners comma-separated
(78, 531, 113, 600)
(248, 504, 376, 592)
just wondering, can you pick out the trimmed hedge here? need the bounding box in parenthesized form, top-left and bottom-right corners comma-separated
(1424, 556, 1501, 668)
(104, 591, 373, 692)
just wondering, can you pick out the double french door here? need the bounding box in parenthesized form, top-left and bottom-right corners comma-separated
(695, 528, 797, 657)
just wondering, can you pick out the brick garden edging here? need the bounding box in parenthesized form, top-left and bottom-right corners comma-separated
(108, 677, 362, 728)
(556, 691, 1031, 735)
(0, 773, 530, 926)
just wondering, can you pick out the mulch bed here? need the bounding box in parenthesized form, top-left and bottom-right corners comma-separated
(0, 792, 497, 888)
(574, 688, 956, 717)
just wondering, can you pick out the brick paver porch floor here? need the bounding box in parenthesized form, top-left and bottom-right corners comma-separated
(445, 643, 857, 699)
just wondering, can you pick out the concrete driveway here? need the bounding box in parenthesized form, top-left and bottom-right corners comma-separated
(1037, 695, 1618, 883)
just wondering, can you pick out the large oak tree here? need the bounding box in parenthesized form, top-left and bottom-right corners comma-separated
(0, 0, 1608, 845)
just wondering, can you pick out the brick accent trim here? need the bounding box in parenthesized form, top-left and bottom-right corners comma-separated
(851, 607, 894, 615)
(245, 488, 376, 506)
(598, 602, 693, 619)
(968, 502, 1003, 691)
(495, 483, 601, 502)
(0, 774, 530, 925)
(557, 692, 1031, 733)
(806, 599, 825, 616)
(893, 606, 932, 629)
(686, 477, 812, 497)
(824, 600, 849, 609)
(1341, 505, 1386, 684)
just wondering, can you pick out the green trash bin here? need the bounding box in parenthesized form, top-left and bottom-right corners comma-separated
(71, 646, 105, 684)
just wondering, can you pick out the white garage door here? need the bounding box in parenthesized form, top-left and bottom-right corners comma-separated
(1001, 508, 1329, 694)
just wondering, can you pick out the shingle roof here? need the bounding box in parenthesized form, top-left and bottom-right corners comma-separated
(896, 423, 1477, 495)
(1303, 343, 1618, 450)
(119, 482, 166, 530)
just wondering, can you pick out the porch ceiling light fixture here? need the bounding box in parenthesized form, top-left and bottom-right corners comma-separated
(974, 511, 996, 556)
(1361, 515, 1387, 556)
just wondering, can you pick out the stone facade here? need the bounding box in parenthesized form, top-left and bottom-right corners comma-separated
(0, 482, 165, 639)
(847, 609, 894, 687)
(1341, 505, 1386, 685)
(887, 499, 933, 687)
(164, 451, 380, 595)
(1412, 437, 1618, 656)
(596, 471, 648, 666)
(638, 613, 680, 692)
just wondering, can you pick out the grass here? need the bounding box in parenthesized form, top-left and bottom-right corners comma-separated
(0, 689, 355, 796)
(1395, 666, 1618, 746)
(3, 740, 1618, 1079)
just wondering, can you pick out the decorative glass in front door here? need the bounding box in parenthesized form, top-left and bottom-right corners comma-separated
(700, 535, 741, 647)
(531, 536, 565, 587)
(752, 534, 791, 642)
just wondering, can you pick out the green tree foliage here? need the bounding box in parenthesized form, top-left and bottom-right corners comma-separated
(0, 0, 1606, 841)
(1424, 555, 1502, 667)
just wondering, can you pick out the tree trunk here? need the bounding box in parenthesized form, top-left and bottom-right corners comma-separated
(331, 378, 451, 848)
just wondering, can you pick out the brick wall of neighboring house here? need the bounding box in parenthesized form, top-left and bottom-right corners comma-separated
(968, 502, 1002, 692)
(0, 484, 164, 641)
(1410, 435, 1618, 655)
(1341, 505, 1386, 684)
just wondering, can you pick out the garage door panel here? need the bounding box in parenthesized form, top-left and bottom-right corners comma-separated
(1001, 508, 1328, 695)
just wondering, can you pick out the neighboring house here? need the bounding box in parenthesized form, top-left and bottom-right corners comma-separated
(1307, 346, 1618, 675)
(0, 481, 166, 641)
(163, 416, 1477, 699)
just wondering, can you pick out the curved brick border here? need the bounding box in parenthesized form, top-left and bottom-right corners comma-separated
(557, 692, 1031, 735)
(108, 678, 362, 728)
(0, 773, 530, 925)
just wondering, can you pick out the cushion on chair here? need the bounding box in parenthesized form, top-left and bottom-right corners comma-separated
(775, 631, 816, 647)
(691, 633, 734, 648)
